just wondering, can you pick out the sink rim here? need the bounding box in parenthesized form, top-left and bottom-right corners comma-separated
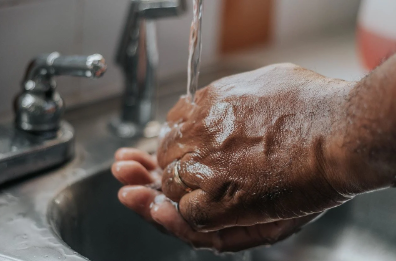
(0, 97, 158, 261)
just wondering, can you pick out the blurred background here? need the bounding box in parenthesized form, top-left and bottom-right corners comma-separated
(0, 0, 394, 122)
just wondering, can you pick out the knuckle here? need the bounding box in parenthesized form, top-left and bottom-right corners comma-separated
(189, 212, 210, 231)
(182, 201, 210, 231)
(210, 180, 239, 202)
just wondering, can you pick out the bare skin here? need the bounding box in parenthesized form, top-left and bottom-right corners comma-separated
(112, 55, 396, 252)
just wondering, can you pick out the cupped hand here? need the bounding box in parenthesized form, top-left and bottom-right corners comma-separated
(113, 60, 396, 252)
(112, 148, 320, 252)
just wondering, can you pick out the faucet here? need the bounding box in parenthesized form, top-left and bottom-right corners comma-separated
(16, 52, 107, 134)
(0, 52, 107, 185)
(109, 0, 187, 138)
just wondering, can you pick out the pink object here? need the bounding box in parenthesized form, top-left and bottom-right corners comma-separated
(357, 0, 396, 70)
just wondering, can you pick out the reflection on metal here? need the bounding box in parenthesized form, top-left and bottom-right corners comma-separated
(0, 122, 74, 185)
(110, 0, 186, 138)
(0, 53, 106, 185)
(16, 52, 106, 132)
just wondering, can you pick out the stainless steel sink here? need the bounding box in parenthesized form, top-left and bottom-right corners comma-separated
(47, 168, 396, 261)
(48, 169, 246, 261)
(1, 64, 396, 261)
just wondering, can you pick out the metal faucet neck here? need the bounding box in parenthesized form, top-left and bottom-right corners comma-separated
(110, 0, 186, 138)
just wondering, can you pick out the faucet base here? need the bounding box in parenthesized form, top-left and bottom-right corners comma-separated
(108, 116, 162, 139)
(108, 116, 141, 139)
(0, 121, 74, 185)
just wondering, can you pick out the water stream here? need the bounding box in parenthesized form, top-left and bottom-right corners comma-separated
(186, 0, 204, 102)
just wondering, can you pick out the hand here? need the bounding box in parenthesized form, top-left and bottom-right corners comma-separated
(114, 57, 396, 252)
(157, 63, 395, 233)
(112, 148, 320, 252)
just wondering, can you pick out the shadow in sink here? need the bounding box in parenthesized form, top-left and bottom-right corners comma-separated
(48, 170, 248, 261)
(48, 169, 396, 261)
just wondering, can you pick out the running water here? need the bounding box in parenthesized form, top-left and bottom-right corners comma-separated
(186, 0, 203, 102)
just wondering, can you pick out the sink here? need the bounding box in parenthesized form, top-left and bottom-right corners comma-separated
(48, 168, 396, 261)
(48, 169, 247, 261)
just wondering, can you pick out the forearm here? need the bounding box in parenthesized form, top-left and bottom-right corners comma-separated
(336, 54, 396, 194)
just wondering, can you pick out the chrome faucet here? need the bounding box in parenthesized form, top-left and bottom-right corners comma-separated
(16, 52, 106, 134)
(0, 52, 107, 185)
(110, 0, 187, 138)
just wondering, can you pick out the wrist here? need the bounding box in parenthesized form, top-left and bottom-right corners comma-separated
(328, 139, 394, 196)
(329, 61, 396, 194)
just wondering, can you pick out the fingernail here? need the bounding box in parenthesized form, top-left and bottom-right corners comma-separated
(154, 194, 167, 204)
(150, 195, 178, 219)
(113, 162, 124, 172)
(154, 194, 178, 209)
(152, 204, 161, 212)
(120, 186, 141, 198)
(150, 195, 166, 213)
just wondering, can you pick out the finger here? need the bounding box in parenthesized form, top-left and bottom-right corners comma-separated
(118, 186, 161, 222)
(150, 198, 221, 250)
(178, 188, 281, 233)
(161, 161, 191, 202)
(158, 88, 210, 168)
(216, 213, 321, 252)
(157, 118, 202, 169)
(115, 148, 157, 170)
(112, 161, 155, 185)
(161, 156, 208, 202)
(179, 187, 323, 233)
(178, 189, 239, 232)
(152, 198, 321, 252)
(157, 122, 189, 169)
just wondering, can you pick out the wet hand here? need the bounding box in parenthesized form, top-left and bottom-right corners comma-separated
(112, 148, 320, 252)
(157, 64, 358, 232)
(114, 58, 396, 252)
(158, 62, 396, 234)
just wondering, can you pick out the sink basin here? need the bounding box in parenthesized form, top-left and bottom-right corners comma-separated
(48, 170, 245, 261)
(48, 169, 396, 261)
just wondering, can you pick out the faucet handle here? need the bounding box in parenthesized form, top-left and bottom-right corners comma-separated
(50, 53, 106, 78)
(23, 52, 107, 92)
(16, 52, 107, 133)
(139, 0, 187, 18)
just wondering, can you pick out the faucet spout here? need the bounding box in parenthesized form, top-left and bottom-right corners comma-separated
(110, 0, 186, 138)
